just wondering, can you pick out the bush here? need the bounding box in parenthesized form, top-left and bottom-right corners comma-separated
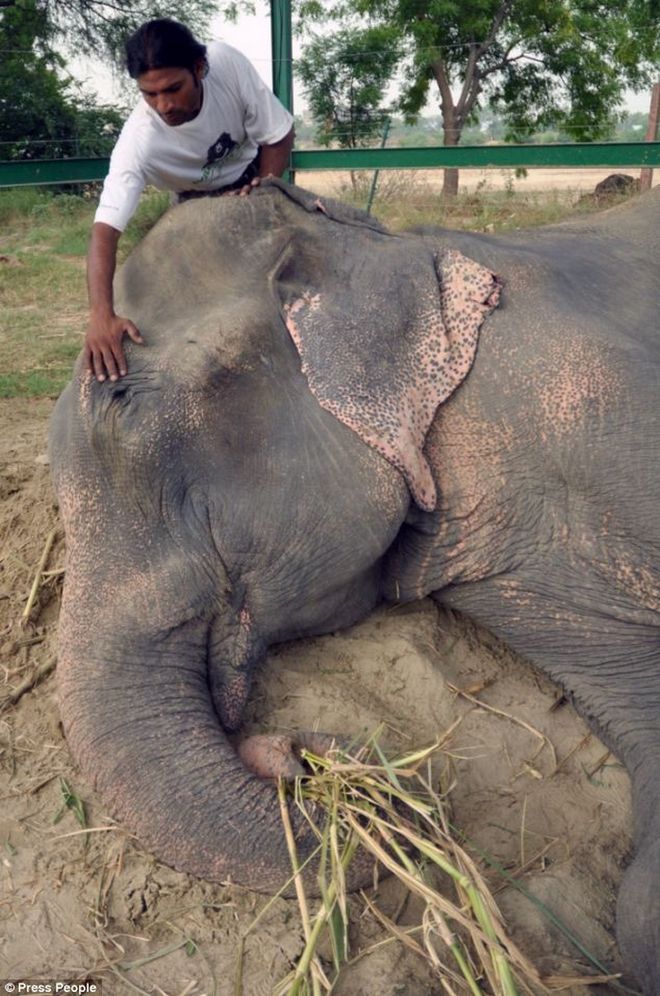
(0, 187, 54, 226)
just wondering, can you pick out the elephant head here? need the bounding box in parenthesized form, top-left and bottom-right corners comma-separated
(49, 182, 499, 890)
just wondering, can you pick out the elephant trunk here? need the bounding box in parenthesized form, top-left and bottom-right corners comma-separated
(57, 612, 319, 893)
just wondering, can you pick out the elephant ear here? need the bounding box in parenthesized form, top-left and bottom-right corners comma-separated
(275, 198, 501, 512)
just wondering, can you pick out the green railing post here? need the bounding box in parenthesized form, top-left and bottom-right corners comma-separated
(366, 118, 391, 215)
(270, 0, 294, 183)
(271, 0, 293, 112)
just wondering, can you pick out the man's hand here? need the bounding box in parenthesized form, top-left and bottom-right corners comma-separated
(223, 176, 262, 198)
(220, 125, 295, 200)
(85, 312, 144, 382)
(86, 223, 142, 381)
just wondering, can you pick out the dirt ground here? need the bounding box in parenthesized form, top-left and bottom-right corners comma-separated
(0, 397, 636, 996)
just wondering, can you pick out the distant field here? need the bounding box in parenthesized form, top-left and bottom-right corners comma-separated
(301, 166, 657, 196)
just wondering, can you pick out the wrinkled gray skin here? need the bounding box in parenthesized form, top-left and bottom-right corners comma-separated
(50, 181, 659, 992)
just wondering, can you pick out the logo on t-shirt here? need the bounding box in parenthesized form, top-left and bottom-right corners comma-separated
(200, 131, 241, 182)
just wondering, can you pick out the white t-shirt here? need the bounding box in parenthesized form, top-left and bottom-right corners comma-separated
(94, 41, 294, 231)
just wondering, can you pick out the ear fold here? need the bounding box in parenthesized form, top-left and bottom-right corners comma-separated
(275, 202, 500, 512)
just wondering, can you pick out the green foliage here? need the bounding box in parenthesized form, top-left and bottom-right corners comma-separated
(0, 0, 218, 66)
(0, 186, 53, 226)
(297, 24, 400, 148)
(134, 188, 171, 224)
(293, 108, 650, 149)
(221, 0, 659, 147)
(0, 186, 93, 247)
(0, 370, 73, 398)
(54, 778, 87, 827)
(0, 0, 124, 161)
(120, 190, 171, 256)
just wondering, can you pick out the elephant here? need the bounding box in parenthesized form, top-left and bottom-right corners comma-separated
(49, 180, 659, 992)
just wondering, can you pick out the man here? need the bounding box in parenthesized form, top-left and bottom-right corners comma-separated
(86, 18, 294, 382)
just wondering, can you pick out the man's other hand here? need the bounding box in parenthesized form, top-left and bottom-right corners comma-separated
(85, 312, 144, 382)
(223, 176, 262, 198)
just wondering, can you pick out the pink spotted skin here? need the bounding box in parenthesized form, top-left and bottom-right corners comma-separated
(50, 181, 659, 992)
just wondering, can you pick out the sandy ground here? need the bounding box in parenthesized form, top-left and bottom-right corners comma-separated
(0, 398, 636, 995)
(300, 167, 658, 196)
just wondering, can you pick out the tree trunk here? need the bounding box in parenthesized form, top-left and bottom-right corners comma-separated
(428, 58, 462, 199)
(442, 124, 460, 199)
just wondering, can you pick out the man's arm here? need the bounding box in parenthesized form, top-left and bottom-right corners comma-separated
(85, 222, 143, 381)
(258, 126, 295, 178)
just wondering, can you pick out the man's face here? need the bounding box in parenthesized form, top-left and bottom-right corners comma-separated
(137, 61, 204, 126)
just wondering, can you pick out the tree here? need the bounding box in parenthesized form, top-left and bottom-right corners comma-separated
(223, 0, 660, 196)
(296, 24, 399, 193)
(297, 26, 398, 151)
(0, 0, 124, 160)
(0, 0, 217, 162)
(0, 0, 218, 65)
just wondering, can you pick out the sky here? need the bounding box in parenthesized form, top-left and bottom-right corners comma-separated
(69, 2, 651, 118)
(71, 2, 307, 112)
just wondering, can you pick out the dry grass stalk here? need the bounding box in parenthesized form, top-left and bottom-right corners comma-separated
(272, 734, 542, 995)
(21, 527, 58, 626)
(447, 682, 558, 769)
(234, 842, 328, 995)
(274, 731, 624, 995)
(542, 973, 625, 989)
(277, 779, 331, 995)
(0, 656, 56, 713)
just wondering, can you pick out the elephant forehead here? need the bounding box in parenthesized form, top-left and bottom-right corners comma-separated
(115, 199, 290, 365)
(112, 187, 387, 377)
(136, 304, 277, 383)
(115, 281, 278, 374)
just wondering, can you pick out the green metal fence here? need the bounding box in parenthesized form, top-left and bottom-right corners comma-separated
(1, 0, 657, 189)
(1, 142, 658, 188)
(293, 142, 659, 171)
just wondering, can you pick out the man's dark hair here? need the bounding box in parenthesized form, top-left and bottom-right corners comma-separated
(125, 18, 208, 78)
